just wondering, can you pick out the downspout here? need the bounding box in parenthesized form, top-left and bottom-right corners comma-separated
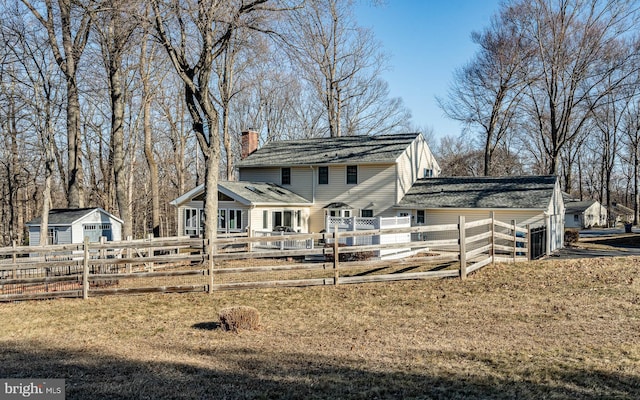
(309, 165, 315, 203)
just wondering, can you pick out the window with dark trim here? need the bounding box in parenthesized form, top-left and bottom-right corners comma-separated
(281, 167, 291, 185)
(318, 166, 328, 185)
(417, 210, 425, 224)
(361, 209, 374, 218)
(346, 165, 357, 184)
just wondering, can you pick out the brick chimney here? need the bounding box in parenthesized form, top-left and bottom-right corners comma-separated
(241, 130, 259, 159)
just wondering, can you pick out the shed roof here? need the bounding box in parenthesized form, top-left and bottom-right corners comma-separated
(565, 200, 598, 214)
(236, 133, 421, 168)
(398, 176, 558, 209)
(26, 208, 123, 226)
(170, 181, 311, 207)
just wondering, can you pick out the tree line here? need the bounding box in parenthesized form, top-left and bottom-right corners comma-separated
(1, 0, 638, 246)
(0, 0, 413, 246)
(438, 0, 640, 225)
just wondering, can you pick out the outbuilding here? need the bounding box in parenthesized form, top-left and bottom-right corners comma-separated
(397, 175, 565, 253)
(26, 208, 123, 245)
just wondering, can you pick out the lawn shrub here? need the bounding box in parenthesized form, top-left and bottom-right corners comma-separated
(565, 229, 579, 245)
(218, 306, 261, 332)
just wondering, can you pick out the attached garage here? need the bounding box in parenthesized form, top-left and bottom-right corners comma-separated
(398, 175, 565, 253)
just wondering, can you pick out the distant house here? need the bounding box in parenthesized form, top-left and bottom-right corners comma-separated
(564, 200, 606, 229)
(26, 208, 123, 245)
(610, 202, 634, 225)
(397, 176, 565, 252)
(170, 181, 312, 236)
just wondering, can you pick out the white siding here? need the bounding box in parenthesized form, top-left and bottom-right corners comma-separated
(425, 209, 546, 227)
(396, 135, 440, 203)
(308, 164, 397, 232)
(239, 167, 281, 184)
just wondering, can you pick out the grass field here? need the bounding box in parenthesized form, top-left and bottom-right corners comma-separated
(1, 256, 639, 399)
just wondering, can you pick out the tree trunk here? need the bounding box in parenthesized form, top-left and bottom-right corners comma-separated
(109, 44, 131, 238)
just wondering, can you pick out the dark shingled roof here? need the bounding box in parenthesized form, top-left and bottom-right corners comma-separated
(219, 182, 311, 205)
(236, 133, 420, 167)
(27, 208, 103, 226)
(399, 176, 558, 209)
(565, 200, 597, 214)
(170, 182, 311, 207)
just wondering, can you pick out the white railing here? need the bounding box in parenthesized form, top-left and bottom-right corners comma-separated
(325, 216, 412, 259)
(252, 230, 314, 250)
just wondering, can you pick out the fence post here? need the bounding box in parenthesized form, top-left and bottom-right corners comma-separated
(126, 235, 132, 273)
(351, 216, 357, 246)
(247, 228, 253, 252)
(333, 225, 339, 285)
(490, 212, 495, 265)
(147, 233, 155, 272)
(99, 236, 106, 273)
(545, 215, 551, 256)
(512, 220, 517, 263)
(207, 238, 215, 294)
(526, 224, 531, 261)
(83, 236, 89, 300)
(459, 215, 467, 279)
(11, 240, 16, 279)
(280, 231, 285, 251)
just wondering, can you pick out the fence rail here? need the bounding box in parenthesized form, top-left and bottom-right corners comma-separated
(0, 215, 542, 302)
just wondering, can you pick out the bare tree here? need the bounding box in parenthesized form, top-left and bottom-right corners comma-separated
(94, 0, 139, 238)
(439, 6, 533, 176)
(20, 0, 97, 208)
(516, 0, 639, 174)
(151, 0, 280, 243)
(287, 0, 403, 137)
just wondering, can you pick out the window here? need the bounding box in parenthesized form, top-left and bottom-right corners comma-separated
(346, 165, 357, 184)
(218, 209, 226, 230)
(281, 167, 291, 185)
(47, 228, 57, 245)
(574, 214, 579, 222)
(273, 210, 295, 229)
(228, 210, 242, 230)
(417, 210, 425, 224)
(423, 168, 434, 178)
(318, 166, 328, 185)
(328, 209, 352, 218)
(184, 209, 198, 236)
(263, 210, 268, 229)
(361, 209, 374, 218)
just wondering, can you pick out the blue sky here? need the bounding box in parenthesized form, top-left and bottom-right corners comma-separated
(355, 1, 503, 142)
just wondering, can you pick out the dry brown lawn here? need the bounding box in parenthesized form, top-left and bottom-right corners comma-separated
(1, 256, 639, 399)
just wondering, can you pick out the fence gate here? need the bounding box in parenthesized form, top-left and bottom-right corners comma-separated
(529, 225, 546, 260)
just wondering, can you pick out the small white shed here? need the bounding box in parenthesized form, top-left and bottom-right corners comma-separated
(26, 208, 123, 245)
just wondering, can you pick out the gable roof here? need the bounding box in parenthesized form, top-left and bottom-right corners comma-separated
(398, 176, 559, 209)
(611, 202, 634, 215)
(236, 133, 421, 168)
(170, 182, 312, 207)
(565, 200, 598, 214)
(26, 208, 123, 226)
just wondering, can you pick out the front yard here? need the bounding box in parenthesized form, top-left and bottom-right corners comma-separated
(0, 256, 639, 399)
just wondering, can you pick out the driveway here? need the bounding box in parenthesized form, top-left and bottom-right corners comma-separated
(551, 246, 640, 259)
(552, 228, 640, 259)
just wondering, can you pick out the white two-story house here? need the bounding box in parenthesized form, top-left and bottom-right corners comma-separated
(171, 132, 440, 235)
